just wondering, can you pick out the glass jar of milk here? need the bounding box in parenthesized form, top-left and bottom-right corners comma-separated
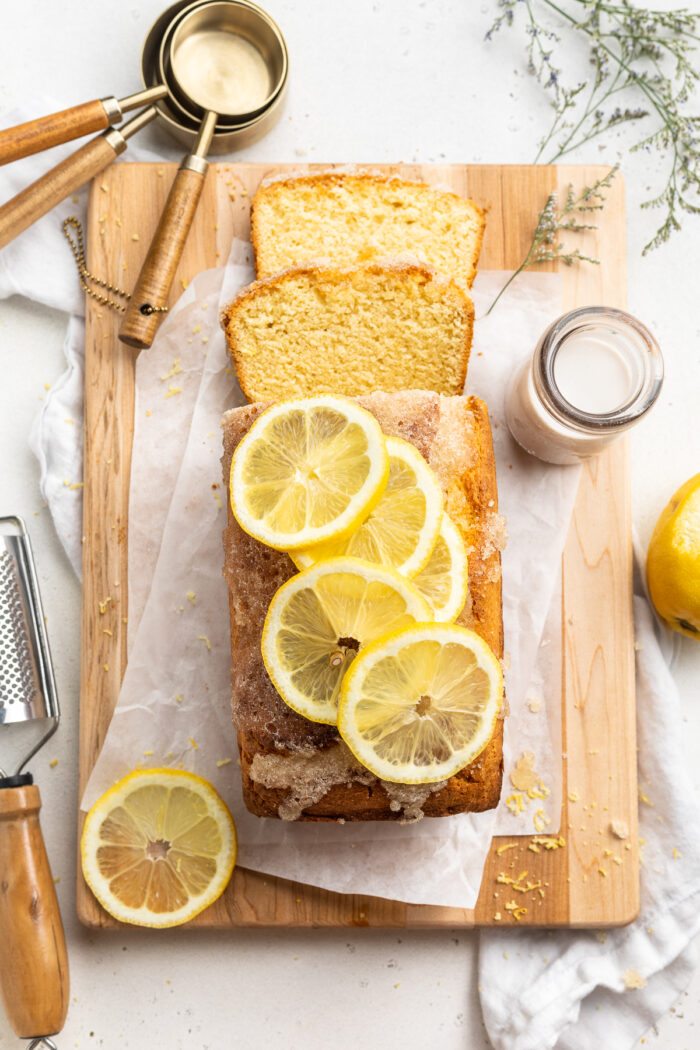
(505, 306, 664, 465)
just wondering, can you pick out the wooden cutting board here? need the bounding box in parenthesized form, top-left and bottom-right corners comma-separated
(78, 162, 637, 929)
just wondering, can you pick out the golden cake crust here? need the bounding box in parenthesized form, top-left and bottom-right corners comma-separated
(222, 391, 504, 821)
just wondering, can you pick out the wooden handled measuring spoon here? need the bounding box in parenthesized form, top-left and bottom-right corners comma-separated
(0, 107, 159, 252)
(0, 86, 167, 166)
(118, 109, 217, 350)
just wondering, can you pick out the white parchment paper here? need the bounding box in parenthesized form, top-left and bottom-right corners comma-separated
(82, 248, 579, 908)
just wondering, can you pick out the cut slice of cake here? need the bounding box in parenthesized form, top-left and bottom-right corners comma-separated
(251, 170, 485, 288)
(220, 261, 474, 403)
(222, 390, 505, 823)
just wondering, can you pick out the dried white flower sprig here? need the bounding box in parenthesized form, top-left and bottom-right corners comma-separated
(487, 0, 700, 254)
(486, 166, 618, 314)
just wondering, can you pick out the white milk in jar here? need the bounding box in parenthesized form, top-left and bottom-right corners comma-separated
(505, 307, 664, 465)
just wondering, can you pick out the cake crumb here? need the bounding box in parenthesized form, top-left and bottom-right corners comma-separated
(623, 969, 647, 990)
(610, 820, 629, 839)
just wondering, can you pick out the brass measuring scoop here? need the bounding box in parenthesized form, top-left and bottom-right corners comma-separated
(119, 1, 287, 349)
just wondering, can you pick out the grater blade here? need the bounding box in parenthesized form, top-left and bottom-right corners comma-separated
(0, 517, 59, 775)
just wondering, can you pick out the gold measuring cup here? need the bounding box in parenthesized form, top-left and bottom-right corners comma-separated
(119, 0, 287, 349)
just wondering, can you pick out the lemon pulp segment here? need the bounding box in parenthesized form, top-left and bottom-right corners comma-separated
(230, 395, 389, 550)
(292, 436, 443, 577)
(81, 769, 237, 928)
(412, 514, 469, 621)
(261, 557, 432, 724)
(337, 623, 502, 783)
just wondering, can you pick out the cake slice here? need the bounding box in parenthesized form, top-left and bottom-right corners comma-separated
(251, 170, 485, 288)
(220, 261, 474, 403)
(222, 390, 505, 822)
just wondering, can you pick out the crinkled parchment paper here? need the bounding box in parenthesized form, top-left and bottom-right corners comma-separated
(82, 248, 578, 908)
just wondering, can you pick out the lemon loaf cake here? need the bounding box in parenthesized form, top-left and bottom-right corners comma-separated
(220, 261, 475, 403)
(222, 390, 505, 822)
(251, 170, 485, 288)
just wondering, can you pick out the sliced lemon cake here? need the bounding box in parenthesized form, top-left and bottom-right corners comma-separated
(221, 390, 505, 822)
(220, 261, 474, 403)
(251, 170, 485, 288)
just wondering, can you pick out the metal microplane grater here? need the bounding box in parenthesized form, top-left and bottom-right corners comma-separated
(0, 516, 59, 778)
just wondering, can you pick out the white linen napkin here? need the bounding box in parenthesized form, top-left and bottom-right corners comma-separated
(0, 99, 161, 575)
(478, 557, 700, 1050)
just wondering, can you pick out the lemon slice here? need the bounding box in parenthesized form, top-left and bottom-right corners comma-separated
(292, 436, 443, 577)
(230, 395, 389, 550)
(262, 556, 432, 724)
(337, 623, 503, 784)
(81, 769, 237, 928)
(412, 514, 469, 622)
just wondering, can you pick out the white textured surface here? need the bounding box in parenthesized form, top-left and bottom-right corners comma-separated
(0, 1, 699, 1048)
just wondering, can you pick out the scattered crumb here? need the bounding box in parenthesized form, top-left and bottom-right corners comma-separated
(198, 635, 211, 650)
(143, 750, 154, 757)
(98, 597, 112, 615)
(164, 385, 182, 399)
(672, 848, 682, 859)
(100, 184, 108, 193)
(216, 758, 232, 768)
(623, 969, 647, 990)
(568, 790, 579, 803)
(496, 843, 517, 855)
(610, 820, 629, 839)
(527, 697, 542, 713)
(49, 758, 59, 768)
(186, 591, 196, 606)
(493, 912, 502, 921)
(175, 693, 184, 704)
(131, 234, 139, 241)
(102, 629, 113, 636)
(188, 737, 199, 751)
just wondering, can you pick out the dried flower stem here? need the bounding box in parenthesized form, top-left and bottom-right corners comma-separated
(487, 0, 700, 253)
(485, 166, 618, 315)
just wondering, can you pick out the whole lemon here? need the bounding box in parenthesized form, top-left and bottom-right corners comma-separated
(646, 473, 700, 640)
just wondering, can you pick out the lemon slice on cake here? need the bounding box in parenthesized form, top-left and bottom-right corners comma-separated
(262, 556, 431, 724)
(412, 514, 469, 622)
(292, 436, 443, 577)
(230, 395, 389, 550)
(81, 769, 237, 928)
(337, 623, 503, 784)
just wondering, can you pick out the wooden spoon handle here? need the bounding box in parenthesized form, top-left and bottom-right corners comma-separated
(119, 163, 208, 350)
(0, 131, 124, 251)
(0, 784, 69, 1038)
(0, 98, 113, 166)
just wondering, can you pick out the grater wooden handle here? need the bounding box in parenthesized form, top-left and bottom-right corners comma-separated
(0, 784, 69, 1038)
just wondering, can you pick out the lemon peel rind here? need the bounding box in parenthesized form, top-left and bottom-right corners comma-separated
(81, 768, 237, 929)
(261, 557, 432, 725)
(229, 395, 390, 551)
(337, 622, 503, 785)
